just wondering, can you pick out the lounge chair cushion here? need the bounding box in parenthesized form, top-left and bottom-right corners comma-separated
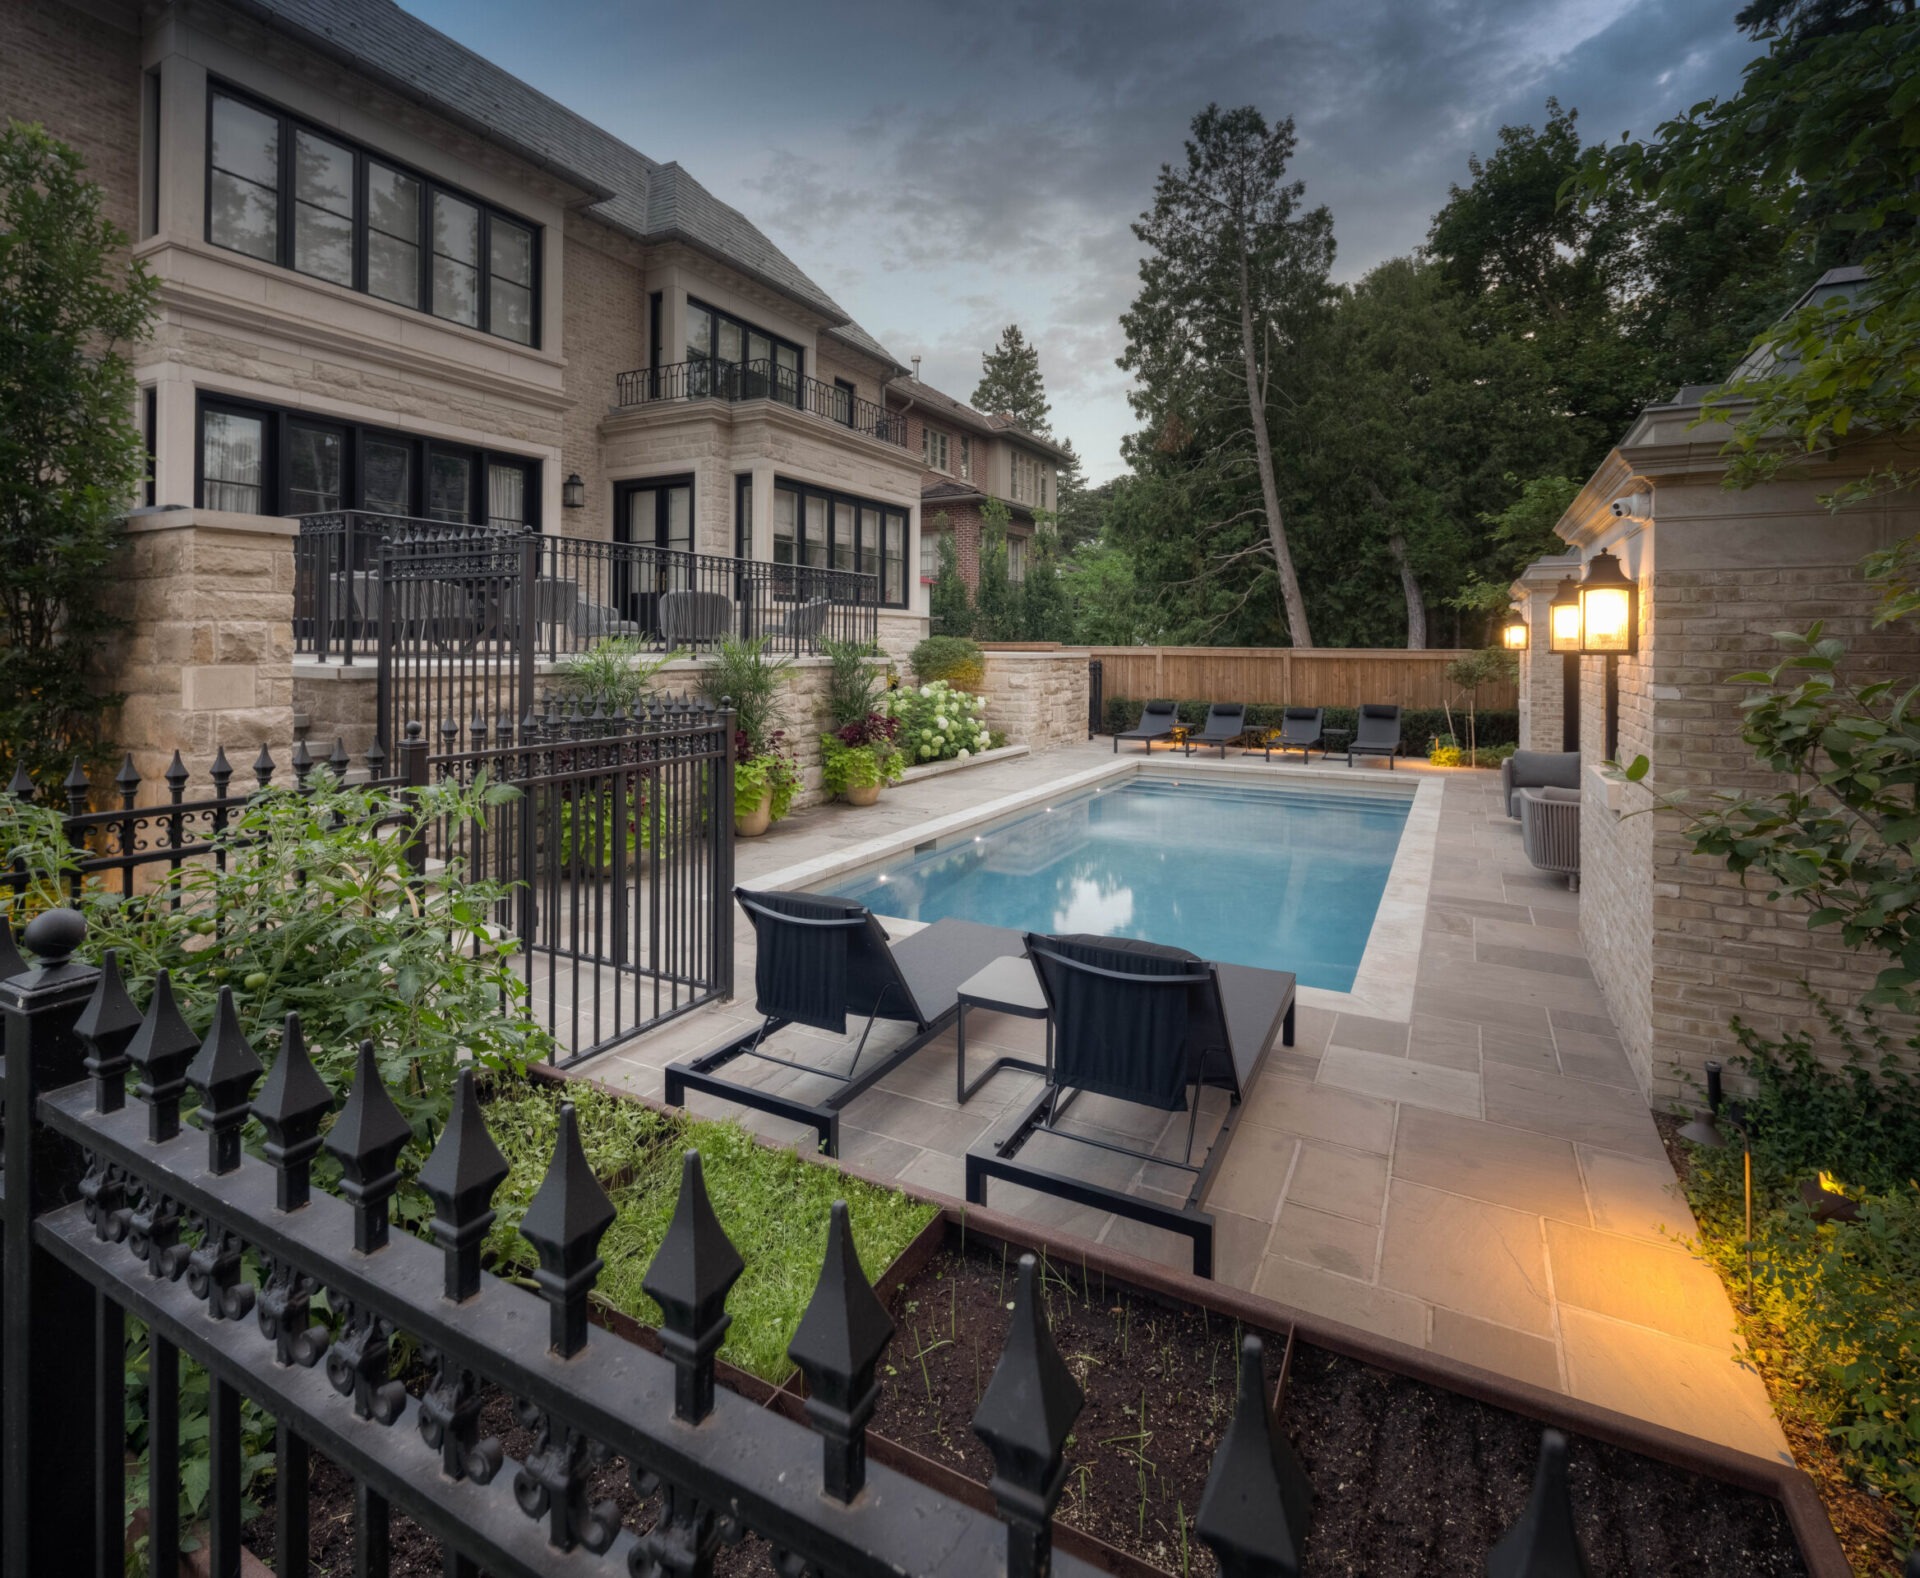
(1502, 750, 1581, 817)
(1034, 934, 1216, 1112)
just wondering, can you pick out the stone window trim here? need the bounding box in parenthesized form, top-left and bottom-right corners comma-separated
(203, 80, 542, 347)
(191, 389, 540, 529)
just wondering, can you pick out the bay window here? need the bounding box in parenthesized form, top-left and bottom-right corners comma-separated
(206, 84, 540, 346)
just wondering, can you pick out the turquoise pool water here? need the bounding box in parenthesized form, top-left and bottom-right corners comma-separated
(823, 776, 1412, 990)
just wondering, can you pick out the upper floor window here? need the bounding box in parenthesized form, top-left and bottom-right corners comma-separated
(923, 428, 950, 473)
(206, 85, 540, 346)
(959, 435, 972, 481)
(1007, 533, 1029, 585)
(1011, 449, 1048, 506)
(686, 299, 801, 402)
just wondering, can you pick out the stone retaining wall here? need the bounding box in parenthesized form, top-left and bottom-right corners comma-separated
(975, 649, 1091, 753)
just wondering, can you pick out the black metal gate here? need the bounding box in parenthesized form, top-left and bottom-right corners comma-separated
(414, 701, 736, 1063)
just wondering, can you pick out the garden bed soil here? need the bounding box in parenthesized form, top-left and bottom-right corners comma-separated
(852, 1238, 1812, 1578)
(1653, 1112, 1908, 1577)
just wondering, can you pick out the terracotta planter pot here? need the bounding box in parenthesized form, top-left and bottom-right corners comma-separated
(844, 783, 881, 807)
(734, 786, 772, 838)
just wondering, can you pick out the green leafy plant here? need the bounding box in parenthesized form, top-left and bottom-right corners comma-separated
(549, 637, 681, 715)
(696, 636, 791, 758)
(734, 747, 800, 821)
(555, 777, 672, 870)
(910, 635, 986, 691)
(928, 518, 976, 639)
(1441, 647, 1517, 767)
(821, 729, 904, 797)
(0, 123, 160, 786)
(889, 681, 991, 763)
(821, 638, 886, 730)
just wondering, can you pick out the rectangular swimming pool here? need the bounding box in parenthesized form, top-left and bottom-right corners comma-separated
(821, 776, 1412, 991)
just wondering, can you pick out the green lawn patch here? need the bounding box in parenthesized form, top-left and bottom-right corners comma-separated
(481, 1079, 939, 1382)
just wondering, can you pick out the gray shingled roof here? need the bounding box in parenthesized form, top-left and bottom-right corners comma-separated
(227, 0, 875, 331)
(823, 320, 908, 376)
(891, 375, 1074, 461)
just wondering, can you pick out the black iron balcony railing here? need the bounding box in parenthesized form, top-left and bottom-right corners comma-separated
(613, 358, 909, 448)
(294, 512, 879, 666)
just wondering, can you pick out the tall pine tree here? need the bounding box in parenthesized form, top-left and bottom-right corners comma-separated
(972, 325, 1052, 433)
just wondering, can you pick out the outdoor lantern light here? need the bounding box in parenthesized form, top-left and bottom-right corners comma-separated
(562, 473, 586, 510)
(1501, 610, 1529, 651)
(1578, 548, 1636, 655)
(1548, 577, 1583, 654)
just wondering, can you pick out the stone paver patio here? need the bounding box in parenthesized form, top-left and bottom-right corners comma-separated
(576, 741, 1787, 1463)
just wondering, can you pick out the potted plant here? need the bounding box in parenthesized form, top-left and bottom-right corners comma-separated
(698, 638, 799, 837)
(819, 639, 901, 806)
(822, 714, 904, 806)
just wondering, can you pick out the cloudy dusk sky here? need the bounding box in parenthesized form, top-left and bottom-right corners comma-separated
(403, 0, 1758, 481)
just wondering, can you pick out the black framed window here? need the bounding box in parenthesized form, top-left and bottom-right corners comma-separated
(194, 391, 539, 527)
(769, 477, 909, 607)
(833, 378, 856, 426)
(685, 297, 802, 404)
(205, 83, 541, 346)
(734, 473, 753, 559)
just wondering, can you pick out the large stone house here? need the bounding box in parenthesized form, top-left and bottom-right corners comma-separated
(4, 0, 945, 765)
(883, 373, 1072, 593)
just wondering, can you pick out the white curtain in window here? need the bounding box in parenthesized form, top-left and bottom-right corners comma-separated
(487, 463, 526, 529)
(202, 411, 264, 512)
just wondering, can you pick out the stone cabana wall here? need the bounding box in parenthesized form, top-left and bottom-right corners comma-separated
(975, 649, 1092, 752)
(1555, 411, 1920, 1105)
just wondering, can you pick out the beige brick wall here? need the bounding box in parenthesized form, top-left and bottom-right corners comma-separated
(560, 216, 647, 541)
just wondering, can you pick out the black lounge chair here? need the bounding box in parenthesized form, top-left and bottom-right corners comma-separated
(1114, 698, 1180, 754)
(1346, 704, 1402, 769)
(1182, 702, 1248, 758)
(1258, 706, 1324, 763)
(665, 889, 1022, 1154)
(965, 933, 1295, 1279)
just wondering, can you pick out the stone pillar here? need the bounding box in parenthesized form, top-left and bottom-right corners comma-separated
(976, 648, 1092, 752)
(105, 509, 297, 797)
(1510, 551, 1582, 753)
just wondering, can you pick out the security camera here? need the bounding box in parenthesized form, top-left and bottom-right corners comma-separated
(1609, 490, 1652, 522)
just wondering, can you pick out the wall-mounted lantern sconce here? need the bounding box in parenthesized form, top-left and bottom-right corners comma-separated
(1548, 578, 1583, 654)
(562, 473, 586, 510)
(1501, 610, 1529, 651)
(1577, 548, 1636, 656)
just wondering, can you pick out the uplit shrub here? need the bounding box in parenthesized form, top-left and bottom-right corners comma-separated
(909, 635, 986, 691)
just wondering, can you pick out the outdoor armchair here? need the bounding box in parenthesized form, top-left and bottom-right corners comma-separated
(965, 932, 1295, 1278)
(570, 596, 644, 642)
(1502, 750, 1580, 818)
(665, 888, 1022, 1154)
(773, 597, 831, 646)
(659, 588, 734, 649)
(1114, 698, 1180, 753)
(1346, 704, 1403, 768)
(1182, 702, 1248, 758)
(1261, 706, 1324, 763)
(1519, 786, 1581, 891)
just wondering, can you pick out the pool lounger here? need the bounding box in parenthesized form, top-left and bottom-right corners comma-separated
(664, 888, 1022, 1155)
(965, 933, 1295, 1280)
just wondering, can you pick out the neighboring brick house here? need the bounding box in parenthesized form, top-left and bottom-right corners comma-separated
(3, 0, 940, 776)
(883, 374, 1073, 594)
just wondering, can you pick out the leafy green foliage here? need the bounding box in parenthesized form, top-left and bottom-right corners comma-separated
(696, 637, 790, 758)
(928, 518, 975, 639)
(909, 636, 985, 691)
(549, 637, 681, 714)
(972, 323, 1052, 434)
(1, 778, 542, 1156)
(820, 731, 903, 796)
(1441, 648, 1518, 765)
(481, 1080, 937, 1381)
(974, 498, 1019, 641)
(1452, 475, 1583, 617)
(889, 682, 992, 763)
(1015, 527, 1075, 643)
(1577, 9, 1918, 503)
(0, 123, 159, 785)
(1683, 620, 1920, 1013)
(820, 638, 887, 730)
(1678, 1013, 1920, 1536)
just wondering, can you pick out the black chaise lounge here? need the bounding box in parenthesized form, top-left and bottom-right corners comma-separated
(1259, 706, 1324, 763)
(1114, 698, 1180, 753)
(665, 889, 1020, 1154)
(1346, 703, 1403, 768)
(965, 933, 1295, 1278)
(1182, 702, 1248, 758)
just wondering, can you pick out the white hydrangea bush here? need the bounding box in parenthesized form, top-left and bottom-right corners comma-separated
(886, 680, 992, 762)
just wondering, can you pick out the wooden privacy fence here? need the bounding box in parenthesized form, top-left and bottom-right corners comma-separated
(1076, 646, 1518, 711)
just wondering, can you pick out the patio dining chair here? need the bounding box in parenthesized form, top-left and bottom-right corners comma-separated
(965, 932, 1295, 1279)
(664, 888, 1023, 1155)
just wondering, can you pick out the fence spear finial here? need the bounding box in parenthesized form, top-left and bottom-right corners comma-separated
(417, 1068, 509, 1302)
(126, 967, 201, 1143)
(788, 1200, 893, 1502)
(519, 1101, 616, 1357)
(323, 1039, 413, 1252)
(252, 1012, 334, 1211)
(1485, 1430, 1591, 1578)
(185, 985, 264, 1174)
(75, 947, 141, 1113)
(643, 1150, 743, 1421)
(1195, 1335, 1312, 1578)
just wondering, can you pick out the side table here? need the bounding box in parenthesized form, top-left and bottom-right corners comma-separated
(954, 954, 1053, 1104)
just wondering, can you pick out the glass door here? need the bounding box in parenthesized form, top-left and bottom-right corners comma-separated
(362, 437, 414, 519)
(286, 418, 346, 515)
